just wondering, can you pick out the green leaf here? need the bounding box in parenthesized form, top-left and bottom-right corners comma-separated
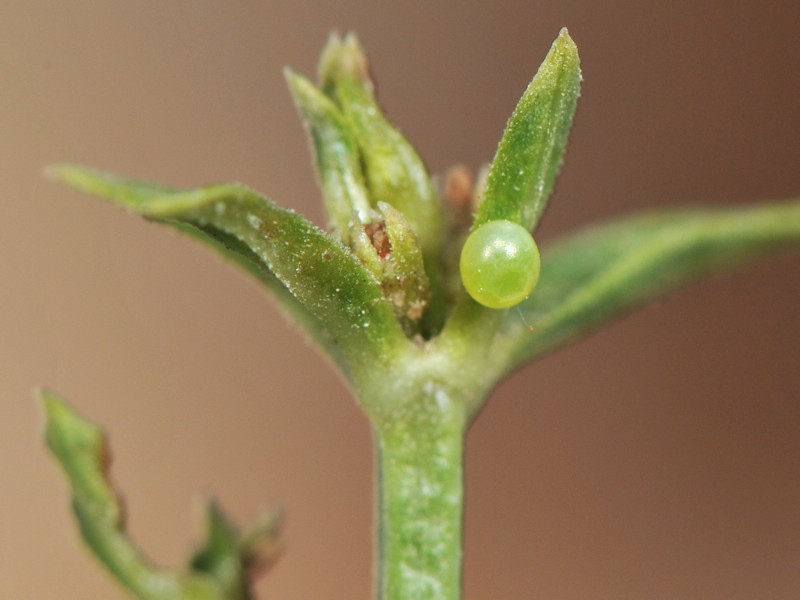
(42, 390, 229, 600)
(490, 200, 800, 381)
(285, 68, 373, 242)
(47, 165, 408, 381)
(378, 202, 431, 334)
(190, 502, 282, 600)
(43, 163, 177, 204)
(475, 28, 581, 232)
(318, 32, 445, 328)
(170, 221, 350, 371)
(189, 503, 244, 595)
(349, 219, 385, 279)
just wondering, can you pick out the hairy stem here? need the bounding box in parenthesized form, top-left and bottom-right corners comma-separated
(375, 383, 467, 600)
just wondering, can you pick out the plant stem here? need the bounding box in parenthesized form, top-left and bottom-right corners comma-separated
(375, 382, 467, 600)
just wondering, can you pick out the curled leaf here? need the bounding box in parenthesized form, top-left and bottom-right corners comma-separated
(42, 390, 244, 600)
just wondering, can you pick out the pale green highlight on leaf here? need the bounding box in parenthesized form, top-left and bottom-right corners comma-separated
(43, 163, 177, 205)
(475, 28, 581, 231)
(285, 69, 373, 240)
(333, 77, 443, 260)
(491, 200, 800, 380)
(317, 33, 445, 309)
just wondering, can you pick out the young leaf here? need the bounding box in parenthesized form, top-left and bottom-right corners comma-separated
(349, 219, 385, 279)
(42, 390, 235, 600)
(378, 201, 431, 333)
(285, 69, 373, 241)
(474, 28, 581, 231)
(318, 34, 445, 293)
(190, 501, 282, 600)
(47, 165, 407, 379)
(489, 200, 800, 382)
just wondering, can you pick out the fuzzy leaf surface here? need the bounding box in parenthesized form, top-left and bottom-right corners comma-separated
(285, 69, 373, 240)
(488, 200, 800, 382)
(475, 28, 581, 232)
(48, 165, 406, 378)
(318, 34, 445, 303)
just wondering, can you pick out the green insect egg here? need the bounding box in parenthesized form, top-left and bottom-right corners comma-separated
(459, 220, 541, 309)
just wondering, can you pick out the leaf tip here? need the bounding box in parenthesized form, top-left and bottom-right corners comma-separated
(42, 163, 83, 186)
(318, 30, 372, 94)
(37, 386, 60, 424)
(38, 388, 103, 461)
(283, 66, 308, 104)
(38, 387, 70, 430)
(284, 67, 323, 112)
(550, 27, 580, 69)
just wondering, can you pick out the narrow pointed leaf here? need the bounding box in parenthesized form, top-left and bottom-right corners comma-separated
(489, 200, 800, 380)
(47, 165, 347, 370)
(171, 222, 349, 370)
(190, 502, 281, 600)
(48, 165, 407, 377)
(331, 73, 444, 261)
(42, 390, 227, 600)
(285, 69, 373, 241)
(475, 28, 581, 231)
(44, 163, 177, 204)
(140, 185, 406, 369)
(318, 34, 445, 295)
(190, 503, 244, 596)
(378, 202, 431, 333)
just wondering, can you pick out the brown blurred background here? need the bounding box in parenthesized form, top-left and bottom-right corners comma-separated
(2, 2, 799, 599)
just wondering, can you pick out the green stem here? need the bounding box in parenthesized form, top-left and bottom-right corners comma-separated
(375, 384, 467, 600)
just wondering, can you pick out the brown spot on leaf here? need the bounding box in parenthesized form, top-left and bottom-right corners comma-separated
(364, 221, 391, 258)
